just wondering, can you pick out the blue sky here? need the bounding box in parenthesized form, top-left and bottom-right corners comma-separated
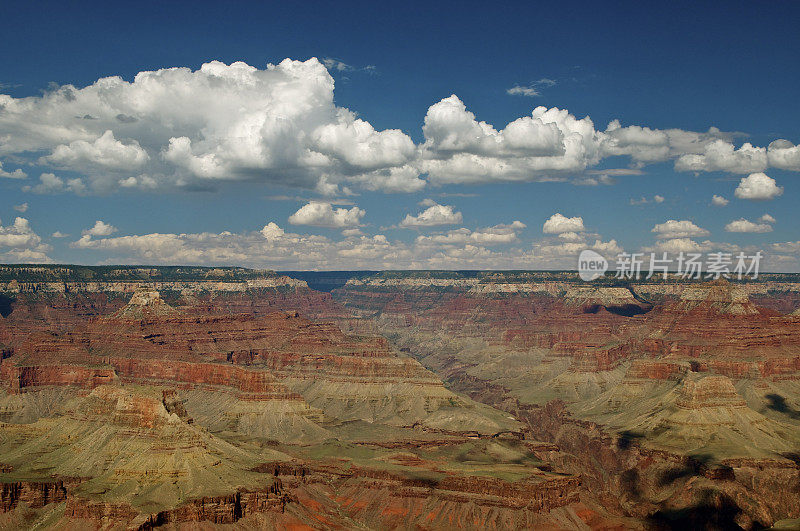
(1, 1, 799, 270)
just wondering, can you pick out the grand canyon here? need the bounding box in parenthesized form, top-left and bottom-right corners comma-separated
(3, 2, 798, 529)
(0, 265, 797, 529)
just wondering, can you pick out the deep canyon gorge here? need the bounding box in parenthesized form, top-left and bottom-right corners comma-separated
(0, 266, 798, 529)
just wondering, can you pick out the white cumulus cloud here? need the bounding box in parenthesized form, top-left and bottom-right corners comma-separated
(399, 202, 463, 227)
(82, 220, 118, 237)
(543, 213, 585, 234)
(0, 58, 421, 194)
(734, 172, 783, 200)
(288, 201, 365, 228)
(0, 161, 27, 179)
(651, 219, 709, 239)
(22, 173, 87, 195)
(0, 217, 51, 263)
(506, 85, 540, 97)
(711, 194, 729, 206)
(2, 59, 799, 197)
(724, 218, 773, 233)
(766, 139, 800, 171)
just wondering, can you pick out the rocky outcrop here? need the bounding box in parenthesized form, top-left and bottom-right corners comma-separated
(0, 361, 117, 392)
(625, 359, 689, 380)
(676, 279, 762, 315)
(676, 375, 747, 409)
(1, 481, 67, 512)
(110, 287, 180, 319)
(563, 285, 651, 315)
(64, 485, 290, 527)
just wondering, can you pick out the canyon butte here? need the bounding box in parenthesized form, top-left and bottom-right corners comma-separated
(0, 265, 799, 530)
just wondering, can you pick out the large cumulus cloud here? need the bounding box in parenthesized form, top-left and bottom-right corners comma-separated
(420, 96, 601, 184)
(2, 58, 799, 197)
(0, 58, 421, 194)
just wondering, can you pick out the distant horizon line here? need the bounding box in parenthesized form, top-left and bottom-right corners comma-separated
(1, 263, 799, 276)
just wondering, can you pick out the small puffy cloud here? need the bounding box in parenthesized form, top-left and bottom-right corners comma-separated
(0, 161, 27, 179)
(13, 203, 28, 213)
(26, 173, 65, 194)
(399, 202, 462, 227)
(506, 78, 557, 98)
(734, 172, 783, 200)
(759, 213, 776, 224)
(506, 84, 539, 97)
(118, 174, 158, 190)
(651, 219, 709, 239)
(51, 231, 69, 238)
(22, 173, 87, 195)
(321, 58, 375, 73)
(260, 222, 285, 240)
(574, 174, 615, 186)
(322, 58, 354, 72)
(82, 220, 118, 237)
(711, 194, 729, 206)
(542, 213, 585, 234)
(724, 218, 773, 233)
(630, 195, 664, 206)
(288, 201, 365, 228)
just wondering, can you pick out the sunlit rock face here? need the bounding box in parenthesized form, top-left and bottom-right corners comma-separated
(109, 287, 180, 319)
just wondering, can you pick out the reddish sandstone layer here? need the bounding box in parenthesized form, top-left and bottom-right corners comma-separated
(2, 290, 437, 397)
(64, 484, 290, 527)
(1, 481, 68, 512)
(0, 284, 342, 349)
(675, 375, 747, 409)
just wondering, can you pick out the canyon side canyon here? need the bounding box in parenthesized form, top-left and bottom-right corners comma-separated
(0, 266, 799, 529)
